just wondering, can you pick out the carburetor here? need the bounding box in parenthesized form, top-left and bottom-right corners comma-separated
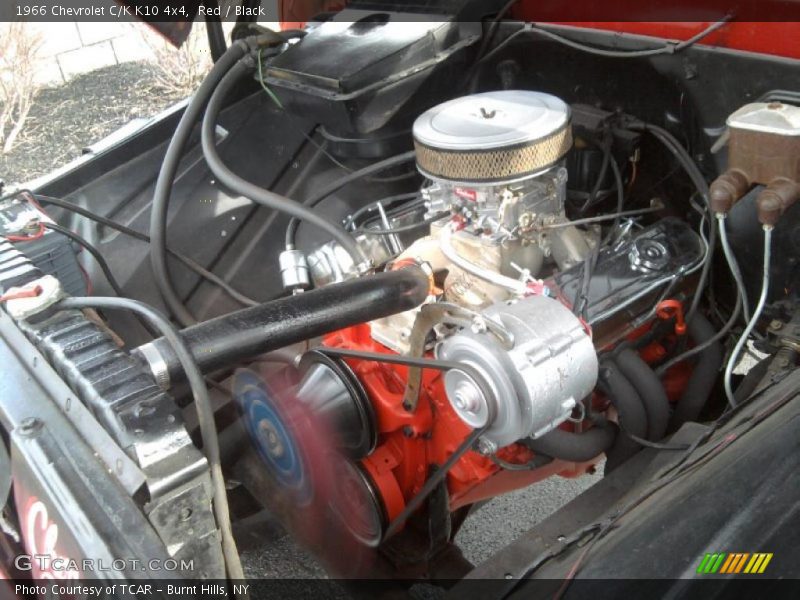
(436, 294, 598, 448)
(414, 90, 595, 276)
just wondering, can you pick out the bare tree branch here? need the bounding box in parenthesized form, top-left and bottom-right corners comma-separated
(137, 23, 214, 98)
(0, 23, 43, 154)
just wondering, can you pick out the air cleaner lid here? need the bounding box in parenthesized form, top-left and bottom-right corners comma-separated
(413, 91, 572, 184)
(414, 91, 569, 150)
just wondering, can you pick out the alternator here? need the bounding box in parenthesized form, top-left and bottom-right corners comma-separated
(436, 294, 597, 448)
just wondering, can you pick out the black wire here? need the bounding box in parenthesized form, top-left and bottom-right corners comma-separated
(621, 426, 690, 451)
(364, 168, 419, 185)
(490, 454, 553, 471)
(40, 223, 159, 350)
(150, 38, 252, 326)
(547, 203, 664, 231)
(28, 192, 260, 307)
(605, 149, 626, 241)
(474, 0, 520, 62)
(355, 212, 449, 236)
(203, 58, 365, 266)
(284, 150, 417, 249)
(55, 296, 244, 580)
(634, 123, 709, 200)
(344, 192, 424, 230)
(626, 121, 714, 325)
(464, 0, 522, 91)
(41, 222, 124, 296)
(476, 19, 730, 69)
(573, 243, 599, 320)
(8, 192, 161, 334)
(581, 135, 626, 246)
(581, 134, 613, 213)
(537, 20, 729, 58)
(655, 290, 742, 376)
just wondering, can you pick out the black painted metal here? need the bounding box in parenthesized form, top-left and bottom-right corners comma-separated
(262, 9, 485, 137)
(0, 239, 41, 292)
(140, 266, 431, 383)
(456, 371, 800, 592)
(522, 425, 616, 464)
(615, 348, 670, 441)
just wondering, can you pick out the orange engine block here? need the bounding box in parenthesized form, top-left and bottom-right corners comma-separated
(322, 324, 599, 530)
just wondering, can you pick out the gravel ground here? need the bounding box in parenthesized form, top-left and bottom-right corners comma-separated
(0, 61, 185, 186)
(239, 471, 602, 578)
(455, 470, 603, 565)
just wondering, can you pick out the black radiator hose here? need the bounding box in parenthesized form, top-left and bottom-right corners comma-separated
(522, 421, 617, 463)
(134, 266, 430, 388)
(597, 360, 649, 472)
(614, 348, 670, 441)
(668, 314, 723, 431)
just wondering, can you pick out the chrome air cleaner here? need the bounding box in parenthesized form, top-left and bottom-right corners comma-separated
(413, 90, 572, 184)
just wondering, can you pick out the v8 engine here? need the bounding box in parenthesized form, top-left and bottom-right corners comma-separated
(229, 90, 705, 552)
(3, 15, 798, 587)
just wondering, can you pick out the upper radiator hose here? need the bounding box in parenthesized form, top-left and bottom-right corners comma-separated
(135, 266, 431, 388)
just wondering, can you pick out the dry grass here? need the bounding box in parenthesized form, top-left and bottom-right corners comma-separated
(0, 23, 44, 154)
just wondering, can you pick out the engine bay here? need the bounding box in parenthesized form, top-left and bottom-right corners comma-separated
(0, 9, 799, 588)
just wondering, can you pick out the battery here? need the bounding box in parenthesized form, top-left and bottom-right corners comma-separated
(0, 194, 87, 297)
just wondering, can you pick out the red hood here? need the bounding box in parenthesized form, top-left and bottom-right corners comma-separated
(130, 0, 800, 60)
(280, 1, 800, 60)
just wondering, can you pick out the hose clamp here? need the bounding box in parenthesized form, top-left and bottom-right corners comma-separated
(356, 260, 373, 276)
(137, 342, 171, 390)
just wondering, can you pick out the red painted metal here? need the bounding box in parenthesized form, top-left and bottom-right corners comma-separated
(539, 22, 800, 61)
(657, 299, 688, 337)
(278, 1, 800, 60)
(322, 324, 595, 526)
(316, 306, 697, 527)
